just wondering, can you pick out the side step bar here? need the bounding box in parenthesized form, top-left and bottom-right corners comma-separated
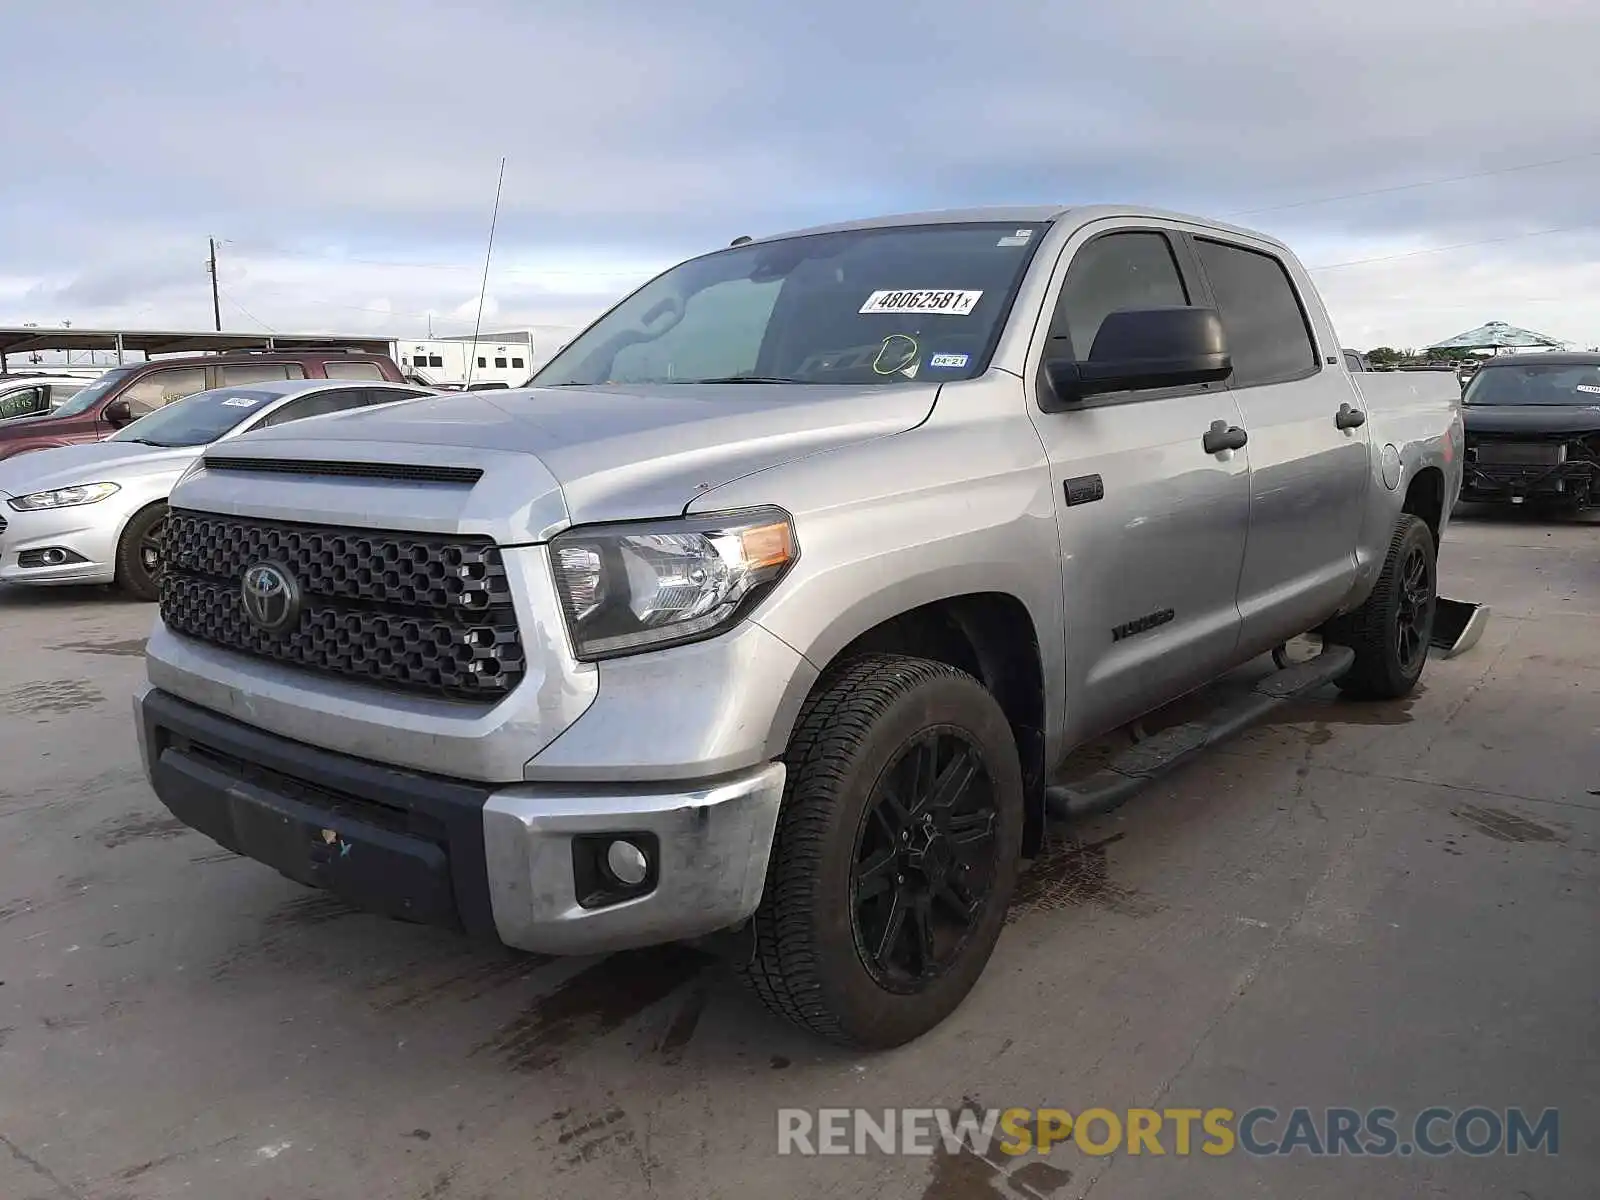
(1044, 645, 1357, 821)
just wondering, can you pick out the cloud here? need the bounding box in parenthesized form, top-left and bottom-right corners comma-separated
(2, 0, 1599, 349)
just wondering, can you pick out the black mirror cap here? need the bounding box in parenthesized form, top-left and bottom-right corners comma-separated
(103, 398, 134, 427)
(1044, 307, 1232, 408)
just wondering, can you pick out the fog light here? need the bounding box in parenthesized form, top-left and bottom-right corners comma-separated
(606, 839, 649, 886)
(41, 548, 69, 565)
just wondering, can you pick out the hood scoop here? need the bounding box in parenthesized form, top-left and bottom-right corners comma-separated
(202, 455, 483, 486)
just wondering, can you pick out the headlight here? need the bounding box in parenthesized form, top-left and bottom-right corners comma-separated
(7, 482, 121, 511)
(549, 507, 798, 660)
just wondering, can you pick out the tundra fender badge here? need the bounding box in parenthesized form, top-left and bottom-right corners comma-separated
(1112, 608, 1175, 642)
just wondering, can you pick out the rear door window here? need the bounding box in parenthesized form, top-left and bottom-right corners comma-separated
(1193, 239, 1319, 388)
(0, 385, 48, 419)
(258, 388, 370, 428)
(218, 362, 307, 386)
(323, 361, 387, 380)
(121, 367, 210, 418)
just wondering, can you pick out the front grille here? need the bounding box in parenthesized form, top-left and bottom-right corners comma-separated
(0, 514, 7, 536)
(203, 457, 483, 485)
(160, 509, 525, 700)
(1472, 441, 1566, 466)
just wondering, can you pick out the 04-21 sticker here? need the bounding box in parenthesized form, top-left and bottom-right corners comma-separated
(859, 289, 983, 316)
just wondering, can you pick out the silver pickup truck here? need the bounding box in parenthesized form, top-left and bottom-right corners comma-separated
(135, 206, 1464, 1048)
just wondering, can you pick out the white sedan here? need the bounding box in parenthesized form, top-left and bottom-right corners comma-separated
(0, 378, 434, 599)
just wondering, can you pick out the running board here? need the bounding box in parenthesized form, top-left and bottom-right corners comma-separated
(1432, 598, 1490, 659)
(1044, 645, 1357, 820)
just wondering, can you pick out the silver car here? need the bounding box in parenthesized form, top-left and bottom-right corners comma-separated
(0, 379, 433, 598)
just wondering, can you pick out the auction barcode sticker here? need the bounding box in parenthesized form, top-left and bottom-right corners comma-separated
(859, 289, 983, 316)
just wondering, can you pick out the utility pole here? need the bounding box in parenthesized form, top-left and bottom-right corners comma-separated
(207, 237, 221, 331)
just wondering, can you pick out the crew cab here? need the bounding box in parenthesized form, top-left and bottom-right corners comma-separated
(134, 206, 1463, 1048)
(0, 350, 405, 460)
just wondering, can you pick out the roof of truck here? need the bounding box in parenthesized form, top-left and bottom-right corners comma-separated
(755, 205, 1288, 250)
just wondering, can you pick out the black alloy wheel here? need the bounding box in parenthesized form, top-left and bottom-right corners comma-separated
(851, 729, 1000, 992)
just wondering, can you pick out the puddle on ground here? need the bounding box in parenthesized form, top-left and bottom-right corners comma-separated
(920, 1101, 1075, 1200)
(1249, 687, 1422, 746)
(473, 943, 714, 1072)
(1008, 832, 1162, 921)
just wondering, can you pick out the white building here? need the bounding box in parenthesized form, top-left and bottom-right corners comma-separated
(395, 327, 583, 388)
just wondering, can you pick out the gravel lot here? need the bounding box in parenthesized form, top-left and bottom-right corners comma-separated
(1, 506, 1595, 1200)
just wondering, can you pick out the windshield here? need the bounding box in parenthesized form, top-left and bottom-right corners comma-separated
(110, 387, 277, 447)
(1464, 362, 1600, 406)
(533, 222, 1049, 388)
(47, 367, 137, 418)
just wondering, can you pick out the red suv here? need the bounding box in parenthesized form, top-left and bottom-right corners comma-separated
(0, 350, 406, 460)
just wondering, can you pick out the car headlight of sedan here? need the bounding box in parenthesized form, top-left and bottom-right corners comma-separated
(549, 507, 798, 660)
(6, 482, 121, 511)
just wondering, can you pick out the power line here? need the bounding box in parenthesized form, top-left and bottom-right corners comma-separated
(1307, 221, 1599, 272)
(1229, 147, 1600, 217)
(218, 287, 277, 333)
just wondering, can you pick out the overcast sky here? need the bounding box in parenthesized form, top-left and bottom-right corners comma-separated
(4, 0, 1600, 354)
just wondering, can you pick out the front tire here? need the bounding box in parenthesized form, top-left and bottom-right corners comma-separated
(1326, 514, 1437, 699)
(115, 503, 168, 602)
(736, 655, 1024, 1048)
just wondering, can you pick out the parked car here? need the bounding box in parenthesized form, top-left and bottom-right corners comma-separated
(0, 350, 406, 461)
(0, 374, 97, 423)
(134, 205, 1463, 1048)
(0, 379, 433, 598)
(1460, 352, 1600, 510)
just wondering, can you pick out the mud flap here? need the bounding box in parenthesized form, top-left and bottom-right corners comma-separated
(1432, 597, 1490, 659)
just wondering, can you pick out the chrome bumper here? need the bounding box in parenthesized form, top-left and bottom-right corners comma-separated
(482, 765, 786, 954)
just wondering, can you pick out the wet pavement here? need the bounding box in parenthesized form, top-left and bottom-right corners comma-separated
(1, 505, 1596, 1199)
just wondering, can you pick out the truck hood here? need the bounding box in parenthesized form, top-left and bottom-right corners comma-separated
(213, 381, 938, 530)
(0, 439, 198, 498)
(1464, 404, 1600, 436)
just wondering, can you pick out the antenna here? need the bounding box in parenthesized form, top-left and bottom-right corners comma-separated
(465, 157, 507, 388)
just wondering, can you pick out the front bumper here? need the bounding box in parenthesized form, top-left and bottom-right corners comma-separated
(135, 684, 785, 955)
(0, 500, 119, 585)
(1461, 459, 1597, 503)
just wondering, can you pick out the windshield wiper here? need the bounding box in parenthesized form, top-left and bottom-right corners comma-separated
(681, 375, 803, 385)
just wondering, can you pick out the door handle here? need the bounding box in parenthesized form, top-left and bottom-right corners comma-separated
(1336, 402, 1367, 430)
(1203, 419, 1248, 454)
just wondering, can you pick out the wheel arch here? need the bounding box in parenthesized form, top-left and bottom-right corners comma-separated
(1402, 465, 1446, 550)
(799, 591, 1049, 857)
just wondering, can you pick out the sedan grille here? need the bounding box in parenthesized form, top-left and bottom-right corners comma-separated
(159, 509, 525, 700)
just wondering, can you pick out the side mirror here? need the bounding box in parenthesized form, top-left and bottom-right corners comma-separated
(1043, 307, 1232, 408)
(103, 398, 134, 427)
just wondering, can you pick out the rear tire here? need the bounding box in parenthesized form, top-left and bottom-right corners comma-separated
(115, 503, 168, 602)
(735, 654, 1024, 1048)
(1326, 514, 1436, 699)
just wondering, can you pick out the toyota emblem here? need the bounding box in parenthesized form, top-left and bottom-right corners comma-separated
(240, 562, 301, 634)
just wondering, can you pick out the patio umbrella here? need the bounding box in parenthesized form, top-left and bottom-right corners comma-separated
(1425, 320, 1566, 353)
